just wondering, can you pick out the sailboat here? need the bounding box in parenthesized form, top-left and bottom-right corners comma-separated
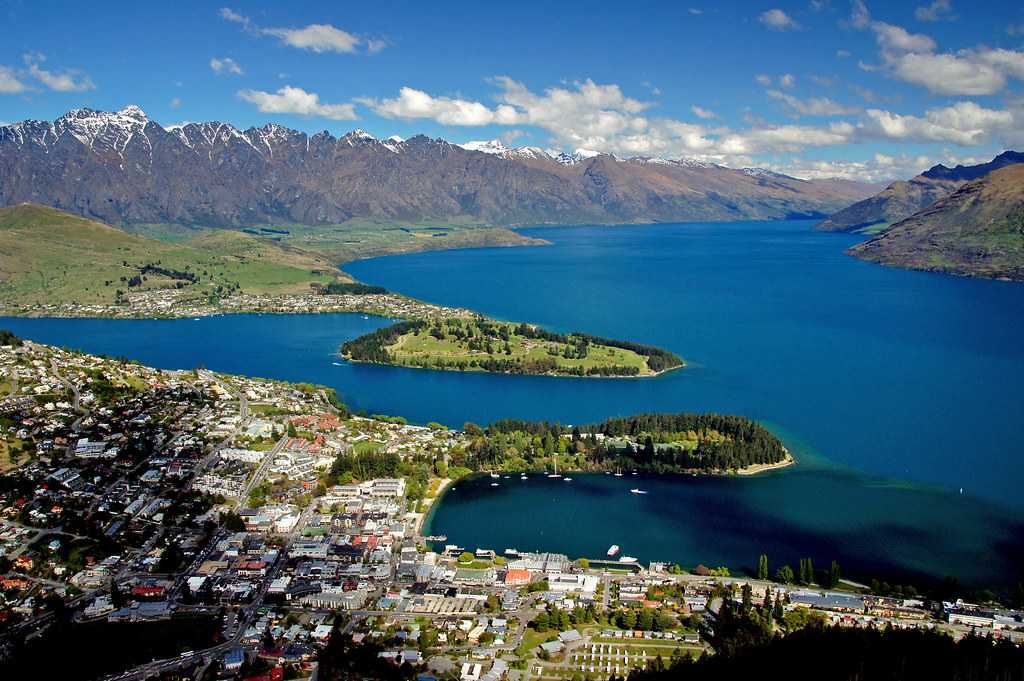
(547, 455, 562, 478)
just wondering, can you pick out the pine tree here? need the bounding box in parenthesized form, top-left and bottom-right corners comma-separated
(829, 560, 841, 588)
(757, 554, 769, 580)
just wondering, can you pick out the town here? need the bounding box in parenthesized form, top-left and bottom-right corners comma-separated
(0, 288, 473, 322)
(1, 333, 1022, 680)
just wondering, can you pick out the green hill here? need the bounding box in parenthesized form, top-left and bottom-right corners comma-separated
(850, 164, 1024, 280)
(0, 203, 347, 307)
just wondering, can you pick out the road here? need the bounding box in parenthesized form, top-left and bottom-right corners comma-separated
(9, 367, 16, 397)
(239, 436, 288, 503)
(49, 358, 83, 412)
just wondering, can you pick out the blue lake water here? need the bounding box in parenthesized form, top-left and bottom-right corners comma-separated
(4, 220, 1024, 586)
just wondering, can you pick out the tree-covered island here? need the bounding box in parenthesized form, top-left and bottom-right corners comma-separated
(340, 317, 684, 377)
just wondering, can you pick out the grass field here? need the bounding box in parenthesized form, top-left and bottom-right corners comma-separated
(0, 204, 348, 307)
(271, 220, 546, 264)
(388, 319, 656, 376)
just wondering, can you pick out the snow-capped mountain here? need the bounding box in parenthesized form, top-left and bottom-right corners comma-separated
(0, 106, 879, 227)
(457, 139, 552, 161)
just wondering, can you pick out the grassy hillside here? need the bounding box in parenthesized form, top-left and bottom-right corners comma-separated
(850, 164, 1024, 281)
(0, 204, 347, 306)
(341, 318, 684, 377)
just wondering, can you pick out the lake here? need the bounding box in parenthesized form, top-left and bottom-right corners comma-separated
(4, 219, 1024, 586)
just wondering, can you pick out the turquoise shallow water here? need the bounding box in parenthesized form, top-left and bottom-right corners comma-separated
(4, 219, 1024, 586)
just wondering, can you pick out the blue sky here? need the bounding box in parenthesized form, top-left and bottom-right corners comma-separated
(2, 0, 1023, 180)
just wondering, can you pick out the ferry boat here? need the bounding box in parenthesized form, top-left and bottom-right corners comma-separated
(618, 556, 638, 564)
(629, 488, 647, 494)
(607, 545, 621, 557)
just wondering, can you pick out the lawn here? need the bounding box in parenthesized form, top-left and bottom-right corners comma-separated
(0, 204, 346, 307)
(387, 319, 655, 376)
(353, 440, 385, 455)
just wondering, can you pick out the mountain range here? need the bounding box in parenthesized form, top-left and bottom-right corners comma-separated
(850, 164, 1024, 281)
(0, 106, 879, 229)
(815, 151, 1024, 233)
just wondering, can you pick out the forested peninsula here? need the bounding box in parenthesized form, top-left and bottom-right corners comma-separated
(444, 412, 792, 476)
(340, 317, 683, 377)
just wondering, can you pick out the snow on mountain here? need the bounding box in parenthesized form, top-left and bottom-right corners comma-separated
(458, 139, 552, 161)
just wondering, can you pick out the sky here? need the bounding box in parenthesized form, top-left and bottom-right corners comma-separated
(1, 0, 1024, 181)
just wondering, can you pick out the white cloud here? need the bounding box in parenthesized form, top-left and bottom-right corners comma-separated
(23, 53, 94, 92)
(691, 105, 717, 119)
(759, 8, 800, 31)
(836, 49, 852, 58)
(237, 85, 358, 120)
(359, 86, 521, 126)
(914, 0, 954, 22)
(850, 4, 1024, 95)
(871, 22, 936, 53)
(0, 65, 27, 94)
(219, 8, 378, 55)
(263, 24, 360, 54)
(862, 101, 1015, 145)
(210, 57, 243, 75)
(170, 97, 181, 109)
(767, 90, 859, 117)
(218, 7, 251, 30)
(889, 51, 1005, 95)
(756, 74, 795, 88)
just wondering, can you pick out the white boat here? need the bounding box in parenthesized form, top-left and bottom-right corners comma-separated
(563, 477, 572, 481)
(490, 482, 499, 487)
(613, 469, 624, 477)
(629, 488, 647, 495)
(503, 476, 510, 479)
(332, 362, 343, 366)
(618, 556, 638, 564)
(607, 545, 620, 557)
(631, 471, 637, 476)
(520, 475, 528, 480)
(547, 456, 562, 478)
(490, 472, 500, 479)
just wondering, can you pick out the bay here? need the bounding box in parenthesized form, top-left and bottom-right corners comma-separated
(4, 219, 1024, 586)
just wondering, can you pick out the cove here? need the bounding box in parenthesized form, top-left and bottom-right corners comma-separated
(423, 471, 1024, 588)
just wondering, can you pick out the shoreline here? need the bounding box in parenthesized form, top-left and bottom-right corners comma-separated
(415, 476, 453, 538)
(339, 354, 683, 380)
(731, 450, 795, 476)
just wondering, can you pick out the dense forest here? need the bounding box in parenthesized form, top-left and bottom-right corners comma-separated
(339, 317, 683, 377)
(322, 281, 388, 295)
(0, 329, 22, 346)
(448, 412, 789, 474)
(625, 623, 1024, 681)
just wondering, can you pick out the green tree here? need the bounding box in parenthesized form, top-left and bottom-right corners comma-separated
(458, 551, 474, 563)
(828, 560, 841, 588)
(775, 565, 794, 584)
(757, 554, 769, 580)
(287, 421, 298, 438)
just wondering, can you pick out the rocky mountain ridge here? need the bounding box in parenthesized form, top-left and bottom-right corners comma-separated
(0, 106, 879, 228)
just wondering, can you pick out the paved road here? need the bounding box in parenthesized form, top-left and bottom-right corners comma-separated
(240, 436, 288, 503)
(49, 358, 82, 412)
(9, 368, 17, 397)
